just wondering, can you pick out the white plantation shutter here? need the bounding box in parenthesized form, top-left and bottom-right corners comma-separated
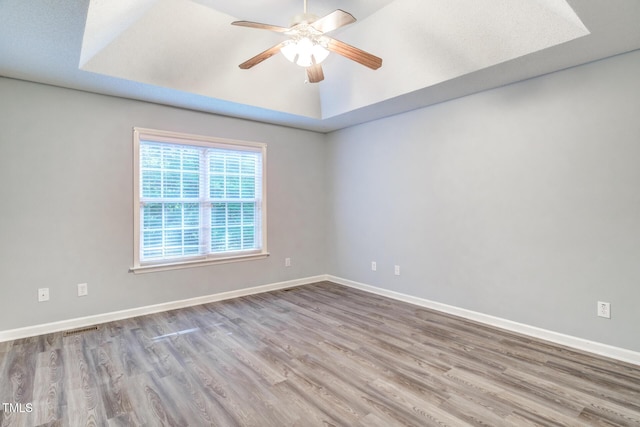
(133, 128, 267, 271)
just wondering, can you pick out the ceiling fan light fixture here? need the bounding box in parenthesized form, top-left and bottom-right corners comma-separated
(233, 4, 382, 82)
(281, 37, 329, 67)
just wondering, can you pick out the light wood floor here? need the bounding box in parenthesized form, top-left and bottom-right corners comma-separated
(1, 281, 639, 426)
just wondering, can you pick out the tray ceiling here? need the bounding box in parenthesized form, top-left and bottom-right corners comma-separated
(1, 0, 639, 132)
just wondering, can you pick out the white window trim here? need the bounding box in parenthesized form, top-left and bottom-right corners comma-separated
(130, 127, 268, 274)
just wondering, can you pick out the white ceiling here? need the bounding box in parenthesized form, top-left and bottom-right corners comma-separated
(1, 0, 639, 132)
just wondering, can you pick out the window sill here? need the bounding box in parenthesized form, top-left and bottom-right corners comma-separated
(129, 252, 270, 274)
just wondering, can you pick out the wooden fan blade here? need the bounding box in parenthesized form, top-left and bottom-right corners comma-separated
(239, 42, 286, 69)
(231, 20, 290, 33)
(306, 64, 325, 83)
(326, 38, 382, 70)
(310, 9, 356, 34)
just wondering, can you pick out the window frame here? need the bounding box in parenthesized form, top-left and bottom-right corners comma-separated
(131, 127, 268, 274)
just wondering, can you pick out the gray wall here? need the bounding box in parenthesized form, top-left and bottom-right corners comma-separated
(326, 50, 640, 352)
(0, 78, 327, 331)
(2, 50, 639, 353)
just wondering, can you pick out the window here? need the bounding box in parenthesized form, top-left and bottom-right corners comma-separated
(131, 128, 267, 273)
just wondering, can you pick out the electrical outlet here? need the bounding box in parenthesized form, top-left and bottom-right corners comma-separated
(597, 301, 611, 319)
(38, 288, 49, 302)
(78, 283, 88, 297)
(371, 261, 377, 271)
(394, 265, 400, 276)
(285, 257, 291, 267)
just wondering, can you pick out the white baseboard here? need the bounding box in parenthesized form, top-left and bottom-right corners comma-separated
(327, 275, 640, 366)
(3, 273, 639, 367)
(0, 275, 328, 343)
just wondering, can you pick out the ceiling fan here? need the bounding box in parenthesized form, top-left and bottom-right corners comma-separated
(231, 0, 382, 83)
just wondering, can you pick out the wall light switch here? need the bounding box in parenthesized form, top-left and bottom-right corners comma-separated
(371, 261, 377, 271)
(394, 265, 400, 276)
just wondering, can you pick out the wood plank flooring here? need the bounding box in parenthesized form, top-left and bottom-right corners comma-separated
(1, 281, 639, 426)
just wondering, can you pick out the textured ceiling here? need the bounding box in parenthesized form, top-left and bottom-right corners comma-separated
(1, 0, 639, 132)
